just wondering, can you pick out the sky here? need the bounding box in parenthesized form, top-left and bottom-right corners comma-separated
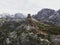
(0, 0, 60, 16)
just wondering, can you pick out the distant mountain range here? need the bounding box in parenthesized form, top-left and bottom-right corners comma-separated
(0, 13, 25, 19)
(33, 8, 60, 26)
(0, 8, 60, 26)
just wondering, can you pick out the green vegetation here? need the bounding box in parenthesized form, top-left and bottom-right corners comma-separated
(0, 18, 60, 45)
(47, 26, 60, 35)
(0, 20, 50, 45)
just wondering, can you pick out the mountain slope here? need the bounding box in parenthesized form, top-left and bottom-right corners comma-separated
(33, 8, 60, 26)
(0, 14, 51, 45)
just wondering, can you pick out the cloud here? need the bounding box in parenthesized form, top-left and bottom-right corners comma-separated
(0, 0, 60, 15)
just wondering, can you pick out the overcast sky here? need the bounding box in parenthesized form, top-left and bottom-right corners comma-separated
(0, 0, 60, 15)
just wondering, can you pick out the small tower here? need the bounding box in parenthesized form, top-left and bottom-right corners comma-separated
(26, 14, 34, 24)
(27, 14, 32, 19)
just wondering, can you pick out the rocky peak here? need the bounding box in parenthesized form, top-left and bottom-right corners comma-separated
(26, 14, 38, 27)
(16, 14, 39, 31)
